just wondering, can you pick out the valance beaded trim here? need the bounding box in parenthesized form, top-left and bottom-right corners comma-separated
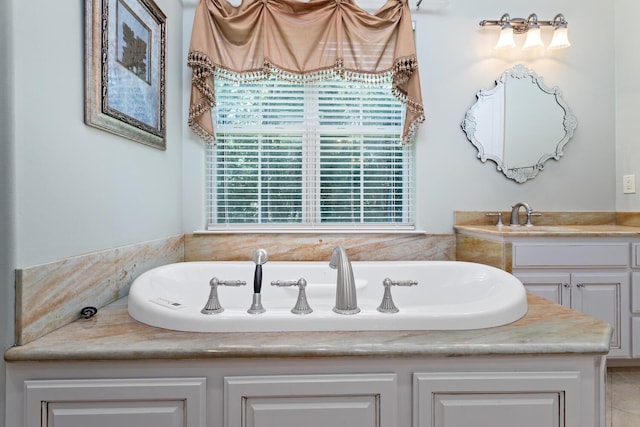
(187, 0, 425, 145)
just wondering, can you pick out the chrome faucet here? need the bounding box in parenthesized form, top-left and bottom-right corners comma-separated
(510, 202, 533, 226)
(329, 246, 360, 315)
(247, 249, 268, 314)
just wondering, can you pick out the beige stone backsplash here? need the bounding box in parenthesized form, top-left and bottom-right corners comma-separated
(185, 232, 455, 262)
(15, 235, 184, 345)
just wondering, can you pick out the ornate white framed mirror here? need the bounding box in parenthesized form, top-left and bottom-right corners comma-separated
(461, 64, 577, 183)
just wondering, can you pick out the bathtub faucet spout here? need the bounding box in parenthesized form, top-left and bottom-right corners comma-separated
(329, 246, 360, 315)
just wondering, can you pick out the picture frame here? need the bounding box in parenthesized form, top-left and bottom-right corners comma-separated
(85, 0, 167, 150)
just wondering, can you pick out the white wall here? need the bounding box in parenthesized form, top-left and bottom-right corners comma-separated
(0, 0, 14, 424)
(12, 0, 184, 268)
(182, 1, 207, 234)
(615, 0, 640, 211)
(2, 0, 183, 423)
(181, 0, 618, 233)
(412, 0, 616, 231)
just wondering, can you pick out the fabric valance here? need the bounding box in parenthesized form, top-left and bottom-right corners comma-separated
(188, 0, 425, 144)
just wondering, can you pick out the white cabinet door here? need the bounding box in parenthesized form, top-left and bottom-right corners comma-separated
(24, 378, 206, 427)
(224, 373, 397, 427)
(571, 272, 630, 357)
(514, 270, 630, 358)
(514, 272, 571, 306)
(414, 371, 582, 427)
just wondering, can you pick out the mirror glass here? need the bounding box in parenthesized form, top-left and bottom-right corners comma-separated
(461, 64, 577, 183)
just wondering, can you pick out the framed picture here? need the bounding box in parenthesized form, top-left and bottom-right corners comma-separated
(85, 0, 167, 150)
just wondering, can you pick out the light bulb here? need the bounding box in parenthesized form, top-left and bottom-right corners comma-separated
(495, 26, 516, 50)
(549, 27, 570, 49)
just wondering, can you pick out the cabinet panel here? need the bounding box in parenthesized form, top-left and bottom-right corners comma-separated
(633, 244, 640, 268)
(633, 317, 640, 358)
(24, 378, 206, 427)
(632, 272, 640, 313)
(571, 272, 630, 357)
(513, 243, 629, 268)
(433, 393, 561, 427)
(413, 371, 581, 427)
(45, 401, 183, 427)
(244, 396, 377, 427)
(514, 270, 630, 358)
(631, 317, 640, 357)
(225, 373, 397, 427)
(514, 272, 571, 306)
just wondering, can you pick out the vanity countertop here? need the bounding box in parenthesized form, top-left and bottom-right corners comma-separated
(4, 293, 612, 362)
(455, 224, 640, 238)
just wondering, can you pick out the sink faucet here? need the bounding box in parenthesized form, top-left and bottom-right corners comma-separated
(329, 246, 360, 315)
(510, 202, 533, 226)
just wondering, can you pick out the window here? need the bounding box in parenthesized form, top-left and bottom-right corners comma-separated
(207, 76, 413, 230)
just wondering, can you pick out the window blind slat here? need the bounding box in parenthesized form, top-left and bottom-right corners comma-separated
(209, 76, 412, 227)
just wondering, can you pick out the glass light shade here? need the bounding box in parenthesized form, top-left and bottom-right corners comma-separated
(548, 27, 570, 49)
(494, 26, 516, 50)
(523, 27, 543, 49)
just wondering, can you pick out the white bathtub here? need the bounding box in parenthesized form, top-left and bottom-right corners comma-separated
(127, 260, 528, 332)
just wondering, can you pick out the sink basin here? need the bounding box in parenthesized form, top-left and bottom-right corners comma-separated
(127, 260, 528, 333)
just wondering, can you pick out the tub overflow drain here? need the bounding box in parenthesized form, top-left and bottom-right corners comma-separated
(80, 306, 98, 319)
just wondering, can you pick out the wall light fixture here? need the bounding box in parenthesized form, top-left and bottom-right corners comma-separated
(479, 13, 570, 50)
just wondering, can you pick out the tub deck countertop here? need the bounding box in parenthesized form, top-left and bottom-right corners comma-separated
(4, 293, 612, 362)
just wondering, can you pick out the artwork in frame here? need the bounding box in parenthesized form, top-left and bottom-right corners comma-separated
(85, 0, 167, 150)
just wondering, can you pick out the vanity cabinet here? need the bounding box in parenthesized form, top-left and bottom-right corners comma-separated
(511, 241, 631, 358)
(6, 356, 605, 427)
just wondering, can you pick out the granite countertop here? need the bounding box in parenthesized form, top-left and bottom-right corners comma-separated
(4, 294, 612, 362)
(455, 224, 640, 238)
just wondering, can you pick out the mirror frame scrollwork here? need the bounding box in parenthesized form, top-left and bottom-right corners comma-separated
(461, 64, 578, 183)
